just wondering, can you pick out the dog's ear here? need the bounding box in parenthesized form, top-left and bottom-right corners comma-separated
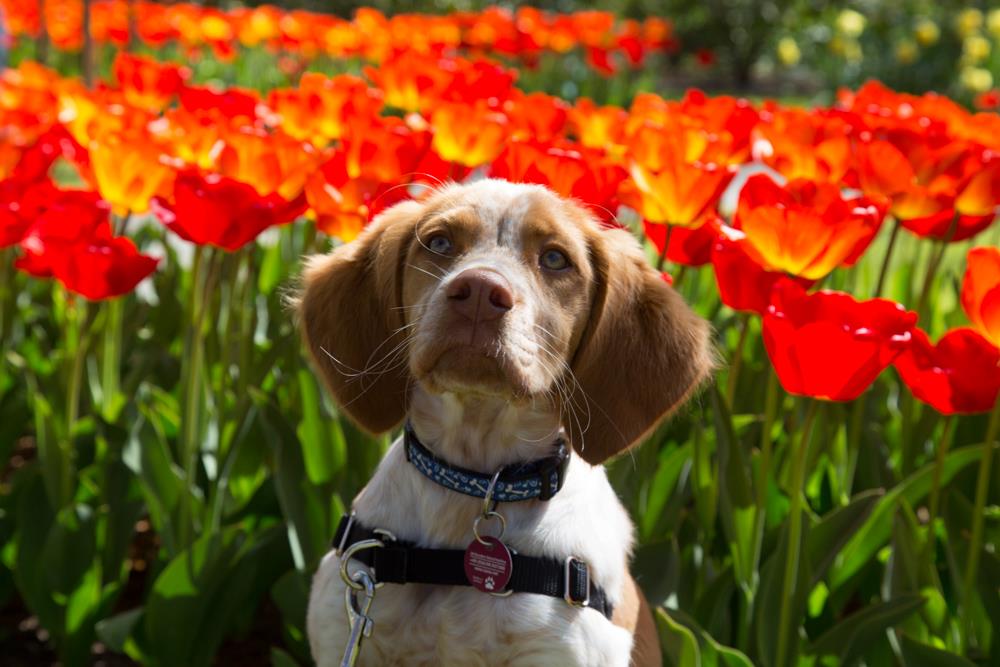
(567, 223, 714, 464)
(297, 199, 423, 434)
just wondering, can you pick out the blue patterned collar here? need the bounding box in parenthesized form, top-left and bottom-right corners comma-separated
(403, 421, 570, 502)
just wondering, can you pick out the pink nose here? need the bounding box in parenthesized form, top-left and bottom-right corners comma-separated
(446, 269, 513, 322)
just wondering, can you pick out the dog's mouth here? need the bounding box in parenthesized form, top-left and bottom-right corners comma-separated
(412, 339, 540, 399)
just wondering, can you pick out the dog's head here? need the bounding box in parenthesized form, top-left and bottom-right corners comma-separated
(298, 179, 713, 464)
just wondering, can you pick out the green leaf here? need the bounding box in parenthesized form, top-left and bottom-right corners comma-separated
(657, 607, 701, 667)
(667, 607, 755, 667)
(41, 504, 97, 598)
(808, 593, 926, 665)
(899, 635, 975, 667)
(806, 489, 881, 588)
(710, 387, 757, 592)
(296, 369, 340, 485)
(261, 403, 329, 570)
(828, 444, 985, 590)
(753, 511, 810, 667)
(270, 647, 302, 667)
(142, 525, 289, 667)
(639, 443, 691, 540)
(96, 608, 144, 653)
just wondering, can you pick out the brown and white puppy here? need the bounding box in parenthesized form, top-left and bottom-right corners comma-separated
(298, 179, 712, 666)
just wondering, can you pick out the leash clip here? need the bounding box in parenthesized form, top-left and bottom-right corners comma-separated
(340, 569, 377, 667)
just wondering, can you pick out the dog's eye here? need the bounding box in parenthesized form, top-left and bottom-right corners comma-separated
(426, 234, 454, 256)
(540, 248, 570, 271)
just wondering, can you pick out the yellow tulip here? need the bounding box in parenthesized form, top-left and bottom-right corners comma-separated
(895, 40, 918, 65)
(914, 18, 940, 46)
(960, 66, 994, 93)
(955, 8, 984, 38)
(777, 37, 801, 66)
(836, 9, 867, 38)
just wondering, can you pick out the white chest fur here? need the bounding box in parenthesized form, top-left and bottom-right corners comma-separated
(305, 439, 636, 666)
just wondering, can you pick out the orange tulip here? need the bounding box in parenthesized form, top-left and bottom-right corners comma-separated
(626, 91, 754, 165)
(735, 174, 887, 280)
(430, 102, 509, 168)
(150, 109, 225, 171)
(754, 107, 853, 183)
(267, 74, 382, 146)
(304, 153, 410, 242)
(622, 124, 736, 227)
(89, 126, 175, 216)
(364, 52, 454, 112)
(624, 160, 735, 228)
(112, 52, 190, 113)
(503, 92, 569, 143)
(962, 247, 1000, 349)
(855, 134, 996, 241)
(217, 127, 323, 201)
(568, 98, 627, 151)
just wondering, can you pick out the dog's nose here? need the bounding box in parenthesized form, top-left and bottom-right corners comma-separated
(446, 269, 513, 322)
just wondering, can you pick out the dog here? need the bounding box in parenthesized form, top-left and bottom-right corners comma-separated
(298, 179, 712, 666)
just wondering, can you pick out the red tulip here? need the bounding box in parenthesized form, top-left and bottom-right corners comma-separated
(0, 177, 59, 249)
(962, 247, 1000, 349)
(894, 327, 1000, 415)
(763, 280, 918, 401)
(152, 170, 307, 251)
(15, 188, 157, 300)
(179, 83, 260, 122)
(643, 213, 721, 267)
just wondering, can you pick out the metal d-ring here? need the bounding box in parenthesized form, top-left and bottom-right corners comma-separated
(481, 467, 504, 518)
(473, 511, 507, 546)
(340, 539, 385, 591)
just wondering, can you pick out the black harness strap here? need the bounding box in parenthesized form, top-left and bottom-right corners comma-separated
(333, 516, 614, 620)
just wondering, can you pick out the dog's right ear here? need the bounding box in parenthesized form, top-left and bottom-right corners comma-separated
(297, 199, 423, 434)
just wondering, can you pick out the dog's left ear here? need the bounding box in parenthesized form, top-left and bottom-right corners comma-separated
(567, 222, 715, 464)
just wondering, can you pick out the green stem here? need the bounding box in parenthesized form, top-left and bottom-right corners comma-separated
(100, 297, 124, 422)
(726, 313, 752, 408)
(873, 218, 901, 297)
(179, 246, 209, 548)
(655, 223, 674, 272)
(0, 250, 13, 348)
(900, 391, 916, 476)
(915, 217, 958, 318)
(844, 398, 865, 499)
(775, 398, 820, 667)
(744, 369, 780, 652)
(924, 415, 955, 567)
(961, 397, 1000, 650)
(58, 296, 97, 508)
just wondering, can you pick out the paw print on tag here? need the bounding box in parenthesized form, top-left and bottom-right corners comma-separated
(484, 576, 495, 591)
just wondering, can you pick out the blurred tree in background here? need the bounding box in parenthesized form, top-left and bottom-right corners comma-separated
(223, 0, 999, 103)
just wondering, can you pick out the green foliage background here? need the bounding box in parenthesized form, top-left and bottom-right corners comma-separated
(1, 3, 1000, 667)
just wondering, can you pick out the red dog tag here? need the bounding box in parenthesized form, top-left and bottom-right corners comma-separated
(464, 536, 513, 593)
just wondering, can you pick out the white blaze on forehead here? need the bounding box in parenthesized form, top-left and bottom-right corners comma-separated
(453, 179, 548, 251)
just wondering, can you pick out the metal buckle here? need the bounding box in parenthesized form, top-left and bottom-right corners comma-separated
(335, 513, 356, 556)
(564, 556, 590, 608)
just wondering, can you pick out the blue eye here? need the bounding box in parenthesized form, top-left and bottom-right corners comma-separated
(427, 234, 453, 255)
(540, 248, 570, 271)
